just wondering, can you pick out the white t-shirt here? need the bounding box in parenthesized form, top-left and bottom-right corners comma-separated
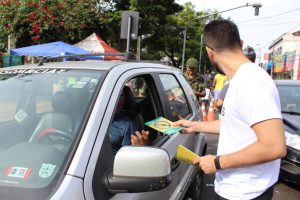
(216, 63, 282, 200)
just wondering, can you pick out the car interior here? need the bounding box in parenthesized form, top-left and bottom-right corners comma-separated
(108, 75, 166, 154)
(29, 91, 75, 154)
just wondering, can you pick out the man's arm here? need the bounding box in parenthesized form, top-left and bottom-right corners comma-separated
(173, 119, 220, 134)
(194, 118, 287, 174)
(220, 118, 286, 168)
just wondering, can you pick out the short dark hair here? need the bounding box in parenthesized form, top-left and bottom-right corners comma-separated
(204, 19, 242, 52)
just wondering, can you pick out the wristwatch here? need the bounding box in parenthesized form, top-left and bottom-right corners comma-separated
(214, 155, 222, 170)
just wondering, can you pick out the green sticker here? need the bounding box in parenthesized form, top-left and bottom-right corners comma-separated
(14, 109, 28, 123)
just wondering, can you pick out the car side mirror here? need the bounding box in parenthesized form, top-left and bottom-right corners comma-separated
(105, 146, 172, 193)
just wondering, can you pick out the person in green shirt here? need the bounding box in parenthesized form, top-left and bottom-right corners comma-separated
(184, 58, 206, 100)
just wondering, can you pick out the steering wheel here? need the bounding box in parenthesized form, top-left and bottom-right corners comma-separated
(36, 128, 73, 145)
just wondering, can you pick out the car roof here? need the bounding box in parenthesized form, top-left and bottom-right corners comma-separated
(0, 60, 179, 72)
(274, 79, 300, 86)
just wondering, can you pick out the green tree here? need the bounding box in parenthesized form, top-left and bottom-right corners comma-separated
(0, 0, 221, 72)
(98, 0, 183, 56)
(175, 2, 221, 71)
(0, 0, 102, 50)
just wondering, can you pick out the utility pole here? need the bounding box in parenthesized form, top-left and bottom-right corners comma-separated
(8, 35, 11, 51)
(198, 34, 203, 73)
(182, 2, 262, 72)
(181, 27, 187, 71)
(137, 36, 141, 61)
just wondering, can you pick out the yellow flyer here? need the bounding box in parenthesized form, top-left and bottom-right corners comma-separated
(176, 145, 200, 165)
(144, 117, 183, 135)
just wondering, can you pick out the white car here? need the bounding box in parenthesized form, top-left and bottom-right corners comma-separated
(0, 59, 206, 200)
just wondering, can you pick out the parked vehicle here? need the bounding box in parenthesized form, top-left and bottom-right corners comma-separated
(0, 57, 206, 200)
(275, 80, 300, 186)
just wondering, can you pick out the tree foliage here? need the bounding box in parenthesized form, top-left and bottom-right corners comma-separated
(0, 0, 220, 71)
(0, 0, 102, 49)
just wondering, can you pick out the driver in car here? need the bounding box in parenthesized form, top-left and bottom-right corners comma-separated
(109, 89, 149, 155)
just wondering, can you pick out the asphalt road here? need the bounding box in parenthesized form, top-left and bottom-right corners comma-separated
(200, 134, 300, 200)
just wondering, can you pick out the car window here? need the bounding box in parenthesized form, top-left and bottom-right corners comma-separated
(0, 78, 20, 122)
(277, 84, 300, 113)
(126, 77, 147, 97)
(106, 75, 168, 156)
(127, 76, 165, 145)
(159, 74, 191, 121)
(0, 68, 105, 200)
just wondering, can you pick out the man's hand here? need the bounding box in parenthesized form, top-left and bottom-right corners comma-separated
(173, 119, 199, 134)
(193, 155, 218, 174)
(131, 130, 149, 146)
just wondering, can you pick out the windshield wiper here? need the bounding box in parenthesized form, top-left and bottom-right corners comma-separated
(282, 111, 300, 115)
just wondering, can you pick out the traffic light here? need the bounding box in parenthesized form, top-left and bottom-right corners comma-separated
(252, 3, 262, 16)
(255, 7, 259, 16)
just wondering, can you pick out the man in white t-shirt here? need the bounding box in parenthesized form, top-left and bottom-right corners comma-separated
(174, 19, 286, 200)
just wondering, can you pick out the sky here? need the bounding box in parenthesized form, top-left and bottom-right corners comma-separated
(176, 0, 300, 59)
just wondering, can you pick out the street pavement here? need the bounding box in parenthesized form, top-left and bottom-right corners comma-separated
(200, 133, 300, 200)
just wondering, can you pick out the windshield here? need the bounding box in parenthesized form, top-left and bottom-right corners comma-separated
(0, 68, 104, 199)
(277, 84, 300, 114)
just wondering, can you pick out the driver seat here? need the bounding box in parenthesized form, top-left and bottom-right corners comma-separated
(29, 91, 73, 143)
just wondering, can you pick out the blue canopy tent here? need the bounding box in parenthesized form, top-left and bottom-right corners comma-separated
(10, 41, 102, 60)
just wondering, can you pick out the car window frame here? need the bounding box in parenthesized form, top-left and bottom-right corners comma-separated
(90, 69, 172, 199)
(156, 73, 193, 121)
(85, 65, 203, 200)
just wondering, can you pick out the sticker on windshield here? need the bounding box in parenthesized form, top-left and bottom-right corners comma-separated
(39, 163, 56, 178)
(0, 69, 67, 75)
(4, 166, 31, 179)
(72, 81, 87, 88)
(14, 109, 28, 123)
(80, 77, 91, 82)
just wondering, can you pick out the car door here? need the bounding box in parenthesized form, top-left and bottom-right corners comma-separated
(85, 65, 205, 200)
(154, 72, 205, 199)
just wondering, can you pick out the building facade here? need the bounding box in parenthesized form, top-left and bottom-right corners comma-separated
(268, 30, 300, 80)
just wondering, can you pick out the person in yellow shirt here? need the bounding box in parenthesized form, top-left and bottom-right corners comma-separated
(212, 73, 227, 99)
(212, 73, 227, 111)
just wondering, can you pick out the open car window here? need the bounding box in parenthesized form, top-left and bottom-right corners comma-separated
(0, 68, 105, 200)
(106, 74, 170, 156)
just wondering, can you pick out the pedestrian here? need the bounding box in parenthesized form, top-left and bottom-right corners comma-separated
(204, 70, 213, 88)
(174, 19, 286, 200)
(212, 72, 227, 108)
(184, 57, 206, 100)
(215, 81, 229, 113)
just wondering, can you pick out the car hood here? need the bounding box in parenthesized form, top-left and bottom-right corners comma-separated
(282, 113, 300, 135)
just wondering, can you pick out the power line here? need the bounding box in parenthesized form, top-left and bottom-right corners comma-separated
(239, 21, 300, 27)
(236, 7, 300, 24)
(287, 23, 300, 33)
